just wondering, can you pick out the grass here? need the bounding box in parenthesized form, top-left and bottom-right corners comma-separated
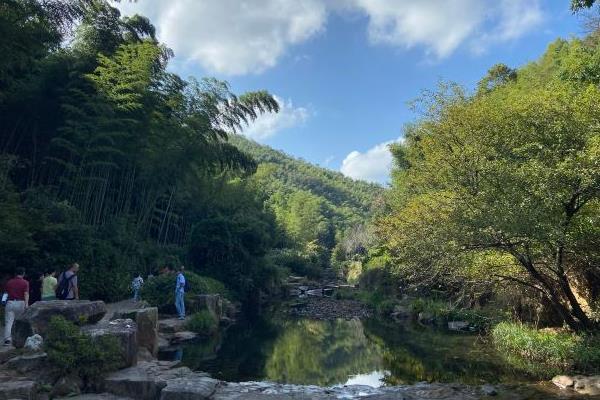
(186, 310, 218, 335)
(491, 322, 600, 378)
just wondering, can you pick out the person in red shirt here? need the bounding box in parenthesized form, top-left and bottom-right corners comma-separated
(3, 268, 29, 346)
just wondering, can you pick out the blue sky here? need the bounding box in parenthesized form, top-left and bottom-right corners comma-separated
(117, 1, 585, 184)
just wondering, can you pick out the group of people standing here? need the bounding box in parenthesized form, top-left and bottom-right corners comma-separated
(2, 263, 187, 347)
(2, 263, 80, 346)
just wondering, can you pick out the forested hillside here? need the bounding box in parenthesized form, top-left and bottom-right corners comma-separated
(0, 0, 381, 303)
(230, 135, 382, 232)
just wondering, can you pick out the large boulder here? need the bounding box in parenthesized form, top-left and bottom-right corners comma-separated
(552, 375, 600, 396)
(5, 353, 48, 374)
(103, 361, 201, 400)
(0, 379, 38, 400)
(160, 377, 219, 400)
(13, 301, 107, 348)
(113, 307, 158, 357)
(82, 319, 138, 368)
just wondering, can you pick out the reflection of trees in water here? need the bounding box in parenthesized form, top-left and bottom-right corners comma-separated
(265, 319, 383, 386)
(362, 319, 523, 385)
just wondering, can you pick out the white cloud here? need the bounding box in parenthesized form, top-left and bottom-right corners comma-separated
(116, 0, 327, 75)
(116, 0, 544, 75)
(340, 137, 402, 184)
(241, 96, 309, 141)
(348, 0, 544, 58)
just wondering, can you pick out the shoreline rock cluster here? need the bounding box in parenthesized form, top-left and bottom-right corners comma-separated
(287, 297, 372, 320)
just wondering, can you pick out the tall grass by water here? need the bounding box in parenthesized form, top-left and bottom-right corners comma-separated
(491, 322, 600, 378)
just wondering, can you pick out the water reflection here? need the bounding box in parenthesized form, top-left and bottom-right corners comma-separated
(172, 316, 527, 387)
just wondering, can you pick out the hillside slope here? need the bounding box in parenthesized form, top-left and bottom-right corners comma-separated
(230, 134, 383, 231)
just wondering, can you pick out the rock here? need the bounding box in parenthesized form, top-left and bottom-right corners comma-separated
(481, 384, 497, 396)
(160, 377, 219, 400)
(23, 335, 43, 352)
(6, 352, 48, 374)
(0, 379, 38, 400)
(50, 375, 83, 398)
(158, 318, 187, 334)
(82, 319, 137, 368)
(170, 331, 198, 344)
(0, 346, 19, 364)
(114, 307, 158, 357)
(138, 347, 155, 362)
(13, 300, 107, 348)
(417, 312, 434, 324)
(552, 375, 574, 389)
(573, 376, 600, 396)
(447, 321, 470, 331)
(104, 364, 164, 400)
(103, 361, 199, 400)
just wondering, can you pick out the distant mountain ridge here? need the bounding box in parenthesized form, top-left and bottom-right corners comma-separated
(229, 134, 383, 224)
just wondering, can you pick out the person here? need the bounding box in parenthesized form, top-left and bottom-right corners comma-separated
(41, 270, 58, 301)
(28, 272, 43, 304)
(56, 263, 79, 300)
(131, 273, 144, 301)
(3, 268, 29, 346)
(175, 266, 186, 320)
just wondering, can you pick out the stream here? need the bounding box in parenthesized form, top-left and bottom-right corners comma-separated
(161, 314, 532, 388)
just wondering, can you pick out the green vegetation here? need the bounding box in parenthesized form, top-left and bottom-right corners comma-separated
(375, 29, 600, 332)
(141, 272, 228, 311)
(45, 316, 121, 388)
(491, 322, 600, 378)
(186, 310, 219, 335)
(0, 0, 378, 303)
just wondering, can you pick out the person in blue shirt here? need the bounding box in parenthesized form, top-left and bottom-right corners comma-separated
(175, 266, 186, 320)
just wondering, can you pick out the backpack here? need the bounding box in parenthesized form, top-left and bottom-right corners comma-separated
(56, 272, 75, 300)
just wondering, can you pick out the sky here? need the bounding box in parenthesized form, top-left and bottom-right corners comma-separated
(115, 1, 585, 185)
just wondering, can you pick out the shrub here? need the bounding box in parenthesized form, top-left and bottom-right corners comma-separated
(45, 316, 121, 387)
(491, 322, 600, 378)
(141, 272, 228, 312)
(186, 310, 218, 335)
(375, 299, 399, 316)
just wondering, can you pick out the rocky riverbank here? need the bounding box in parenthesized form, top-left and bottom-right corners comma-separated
(0, 300, 598, 400)
(287, 296, 372, 320)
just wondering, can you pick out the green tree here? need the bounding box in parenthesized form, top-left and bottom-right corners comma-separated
(380, 79, 600, 331)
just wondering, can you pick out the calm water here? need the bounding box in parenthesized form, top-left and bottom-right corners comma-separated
(164, 316, 529, 388)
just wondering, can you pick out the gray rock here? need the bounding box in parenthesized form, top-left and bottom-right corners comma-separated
(481, 384, 497, 396)
(447, 321, 470, 331)
(82, 319, 138, 368)
(50, 374, 83, 398)
(0, 379, 38, 400)
(160, 377, 219, 400)
(170, 331, 198, 344)
(13, 300, 107, 348)
(551, 375, 574, 389)
(0, 346, 19, 364)
(103, 361, 197, 400)
(573, 375, 600, 396)
(114, 307, 158, 357)
(103, 364, 165, 400)
(158, 318, 187, 334)
(23, 335, 43, 352)
(390, 305, 411, 321)
(5, 352, 48, 374)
